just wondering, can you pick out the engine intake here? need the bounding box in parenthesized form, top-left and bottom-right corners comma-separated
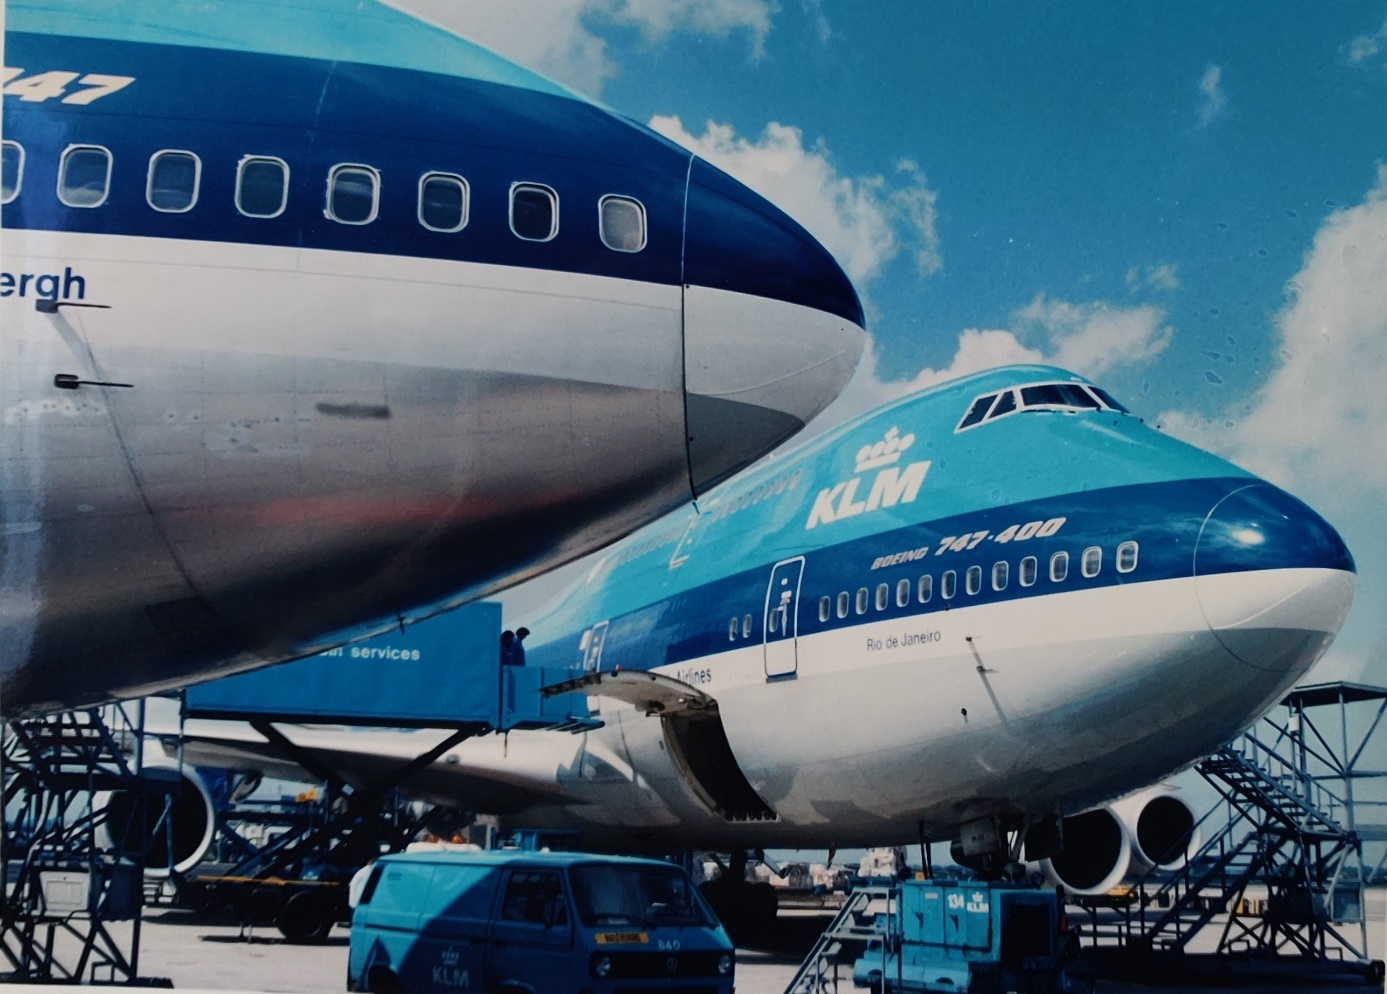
(98, 758, 215, 876)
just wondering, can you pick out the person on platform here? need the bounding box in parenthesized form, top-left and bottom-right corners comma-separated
(515, 627, 530, 666)
(500, 629, 522, 666)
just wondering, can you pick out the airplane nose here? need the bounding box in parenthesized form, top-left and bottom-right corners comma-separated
(681, 158, 865, 494)
(1193, 484, 1355, 672)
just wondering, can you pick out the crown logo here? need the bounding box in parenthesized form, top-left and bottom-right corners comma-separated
(855, 427, 915, 474)
(442, 947, 460, 967)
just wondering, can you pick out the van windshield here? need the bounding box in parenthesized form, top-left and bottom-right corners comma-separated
(569, 864, 712, 928)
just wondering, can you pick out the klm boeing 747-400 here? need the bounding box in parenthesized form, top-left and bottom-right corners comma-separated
(0, 0, 864, 715)
(176, 364, 1354, 900)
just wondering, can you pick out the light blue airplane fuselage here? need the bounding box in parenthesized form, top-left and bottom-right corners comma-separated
(481, 364, 1354, 849)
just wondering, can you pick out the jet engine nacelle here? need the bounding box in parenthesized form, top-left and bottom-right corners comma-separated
(1111, 784, 1200, 873)
(1035, 785, 1199, 897)
(97, 758, 215, 876)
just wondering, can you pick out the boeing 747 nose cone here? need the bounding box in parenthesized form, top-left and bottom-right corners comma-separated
(1194, 484, 1356, 673)
(682, 159, 865, 493)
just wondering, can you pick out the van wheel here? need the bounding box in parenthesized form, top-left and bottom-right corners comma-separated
(367, 967, 400, 994)
(277, 890, 335, 944)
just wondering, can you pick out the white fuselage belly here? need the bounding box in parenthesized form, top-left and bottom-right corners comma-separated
(2, 231, 688, 707)
(503, 567, 1349, 849)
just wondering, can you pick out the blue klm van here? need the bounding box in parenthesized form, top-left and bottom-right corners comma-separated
(348, 850, 735, 994)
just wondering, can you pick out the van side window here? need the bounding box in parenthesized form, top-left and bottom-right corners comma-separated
(358, 865, 384, 906)
(58, 144, 112, 207)
(599, 195, 646, 252)
(423, 865, 496, 920)
(2, 141, 25, 204)
(511, 182, 558, 241)
(147, 150, 200, 212)
(237, 156, 289, 218)
(419, 172, 469, 232)
(327, 163, 380, 224)
(501, 871, 568, 926)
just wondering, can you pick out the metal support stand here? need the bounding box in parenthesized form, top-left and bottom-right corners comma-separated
(1076, 681, 1386, 985)
(1, 704, 172, 984)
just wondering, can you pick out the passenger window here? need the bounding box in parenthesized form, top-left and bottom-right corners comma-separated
(818, 596, 830, 623)
(965, 565, 982, 595)
(1019, 556, 1037, 587)
(500, 871, 567, 926)
(742, 614, 752, 639)
(511, 182, 558, 241)
(728, 618, 737, 641)
(327, 164, 379, 224)
(992, 561, 1008, 591)
(855, 588, 868, 615)
(58, 144, 112, 208)
(1116, 541, 1138, 573)
(1082, 546, 1102, 578)
(896, 578, 911, 608)
(2, 141, 24, 204)
(1050, 551, 1069, 582)
(836, 592, 849, 619)
(599, 195, 646, 252)
(419, 172, 469, 232)
(236, 156, 288, 218)
(941, 570, 957, 600)
(917, 575, 933, 603)
(768, 608, 779, 634)
(147, 150, 200, 213)
(875, 583, 889, 611)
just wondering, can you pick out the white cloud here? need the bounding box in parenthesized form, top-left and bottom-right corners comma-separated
(1197, 64, 1227, 128)
(1348, 18, 1387, 65)
(1125, 262, 1180, 293)
(650, 116, 942, 289)
(1163, 164, 1387, 499)
(390, 0, 775, 94)
(1013, 294, 1174, 378)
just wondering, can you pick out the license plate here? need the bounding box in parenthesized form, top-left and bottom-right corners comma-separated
(594, 931, 649, 945)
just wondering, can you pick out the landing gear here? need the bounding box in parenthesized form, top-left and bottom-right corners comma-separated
(699, 850, 779, 944)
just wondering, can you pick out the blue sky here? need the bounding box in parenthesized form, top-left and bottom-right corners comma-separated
(402, 0, 1387, 687)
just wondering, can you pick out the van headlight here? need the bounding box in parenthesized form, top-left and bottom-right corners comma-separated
(594, 955, 612, 978)
(717, 954, 733, 976)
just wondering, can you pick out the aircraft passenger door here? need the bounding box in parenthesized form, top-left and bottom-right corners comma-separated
(763, 557, 804, 679)
(581, 621, 609, 672)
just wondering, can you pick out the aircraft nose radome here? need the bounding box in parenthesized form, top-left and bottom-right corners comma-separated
(1193, 484, 1356, 673)
(681, 158, 865, 494)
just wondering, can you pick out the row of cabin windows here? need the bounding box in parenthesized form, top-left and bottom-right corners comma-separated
(818, 541, 1139, 622)
(0, 141, 648, 251)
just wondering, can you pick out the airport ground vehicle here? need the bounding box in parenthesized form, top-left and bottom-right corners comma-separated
(349, 850, 735, 994)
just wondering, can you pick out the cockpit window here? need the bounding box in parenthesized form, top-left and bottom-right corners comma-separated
(1088, 386, 1130, 414)
(957, 393, 996, 430)
(956, 380, 1128, 432)
(1020, 383, 1103, 411)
